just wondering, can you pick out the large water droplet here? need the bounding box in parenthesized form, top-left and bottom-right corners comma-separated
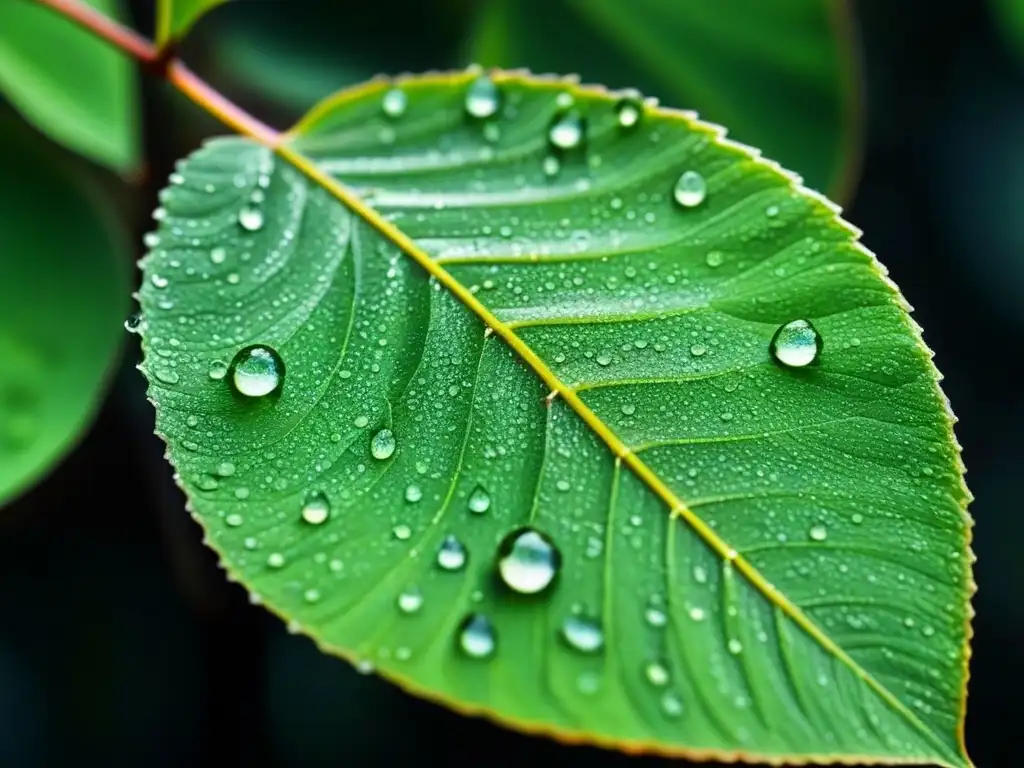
(548, 110, 585, 150)
(437, 534, 467, 571)
(397, 586, 423, 614)
(674, 170, 707, 208)
(496, 527, 560, 595)
(465, 75, 500, 119)
(458, 613, 496, 659)
(230, 345, 284, 398)
(561, 615, 603, 653)
(238, 206, 264, 231)
(301, 491, 330, 525)
(467, 485, 491, 514)
(770, 319, 821, 368)
(382, 88, 407, 118)
(370, 428, 396, 460)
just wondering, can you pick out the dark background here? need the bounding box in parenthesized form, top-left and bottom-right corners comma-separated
(0, 1, 1017, 766)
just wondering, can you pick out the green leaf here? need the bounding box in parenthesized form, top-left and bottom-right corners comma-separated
(155, 0, 229, 48)
(991, 0, 1024, 60)
(137, 70, 973, 766)
(0, 118, 129, 506)
(0, 0, 139, 173)
(466, 0, 861, 200)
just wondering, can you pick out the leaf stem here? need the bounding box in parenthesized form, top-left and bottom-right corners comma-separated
(31, 0, 282, 147)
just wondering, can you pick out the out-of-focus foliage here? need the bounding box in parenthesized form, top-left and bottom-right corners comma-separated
(0, 0, 138, 172)
(155, 0, 229, 49)
(466, 0, 860, 199)
(0, 118, 129, 506)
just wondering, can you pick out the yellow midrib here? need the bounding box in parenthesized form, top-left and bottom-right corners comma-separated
(272, 103, 961, 768)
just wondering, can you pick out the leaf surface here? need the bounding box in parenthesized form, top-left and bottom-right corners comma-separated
(0, 118, 129, 506)
(0, 0, 139, 172)
(155, 0, 229, 48)
(137, 70, 972, 766)
(467, 0, 861, 200)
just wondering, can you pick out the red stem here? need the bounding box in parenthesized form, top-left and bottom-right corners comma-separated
(31, 0, 282, 147)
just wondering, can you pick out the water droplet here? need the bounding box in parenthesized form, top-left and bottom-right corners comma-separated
(705, 250, 724, 268)
(851, 513, 864, 525)
(645, 661, 669, 686)
(301, 491, 330, 525)
(645, 605, 667, 627)
(216, 461, 235, 477)
(397, 586, 423, 614)
(809, 524, 828, 541)
(728, 638, 743, 654)
(230, 345, 284, 398)
(561, 615, 603, 653)
(770, 319, 821, 368)
(596, 353, 612, 366)
(210, 246, 227, 264)
(208, 360, 228, 380)
(674, 170, 707, 208)
(382, 88, 407, 118)
(577, 671, 600, 695)
(267, 552, 285, 568)
(457, 613, 495, 659)
(155, 368, 179, 384)
(465, 75, 500, 119)
(542, 155, 560, 177)
(688, 606, 706, 621)
(225, 513, 243, 527)
(354, 415, 369, 428)
(437, 534, 467, 571)
(621, 403, 636, 415)
(496, 527, 560, 594)
(468, 485, 491, 514)
(238, 206, 264, 231)
(151, 274, 169, 289)
(393, 524, 412, 540)
(124, 313, 142, 333)
(370, 428, 396, 460)
(615, 93, 643, 129)
(405, 484, 423, 503)
(661, 691, 684, 717)
(548, 110, 585, 150)
(689, 344, 707, 357)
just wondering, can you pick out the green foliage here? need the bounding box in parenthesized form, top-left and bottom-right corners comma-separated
(155, 0, 229, 48)
(137, 71, 971, 766)
(468, 0, 859, 199)
(0, 0, 138, 172)
(0, 118, 129, 506)
(991, 0, 1024, 59)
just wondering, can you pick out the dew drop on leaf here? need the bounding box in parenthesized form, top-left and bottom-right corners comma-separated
(661, 691, 684, 717)
(673, 170, 707, 208)
(210, 246, 227, 264)
(301, 490, 330, 525)
(267, 552, 285, 568)
(405, 484, 423, 503)
(237, 206, 264, 232)
(705, 250, 725, 268)
(542, 155, 560, 177)
(467, 485, 491, 514)
(208, 360, 228, 380)
(809, 524, 828, 541)
(393, 524, 412, 540)
(216, 461, 235, 477)
(437, 534, 467, 571)
(645, 661, 669, 686)
(465, 75, 500, 119)
(382, 87, 407, 118)
(124, 312, 142, 333)
(561, 615, 604, 653)
(230, 345, 284, 398)
(370, 428, 396, 460)
(496, 527, 560, 595)
(397, 586, 424, 614)
(615, 92, 643, 129)
(770, 319, 821, 368)
(548, 110, 585, 150)
(457, 613, 496, 659)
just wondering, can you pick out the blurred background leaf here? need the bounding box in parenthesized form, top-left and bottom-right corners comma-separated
(0, 0, 139, 173)
(155, 0, 230, 48)
(0, 116, 129, 507)
(991, 0, 1024, 59)
(464, 0, 861, 201)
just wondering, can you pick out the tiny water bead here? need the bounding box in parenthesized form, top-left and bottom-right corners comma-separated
(370, 428, 396, 460)
(548, 110, 586, 151)
(645, 661, 669, 687)
(124, 313, 142, 333)
(496, 527, 561, 595)
(437, 534, 467, 571)
(809, 524, 828, 541)
(382, 88, 407, 118)
(208, 360, 228, 380)
(467, 485, 491, 514)
(237, 206, 264, 232)
(561, 615, 604, 653)
(301, 491, 330, 525)
(230, 345, 284, 398)
(673, 170, 707, 208)
(405, 484, 423, 503)
(615, 93, 643, 129)
(397, 586, 424, 614)
(770, 319, 822, 368)
(458, 613, 496, 659)
(465, 75, 500, 119)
